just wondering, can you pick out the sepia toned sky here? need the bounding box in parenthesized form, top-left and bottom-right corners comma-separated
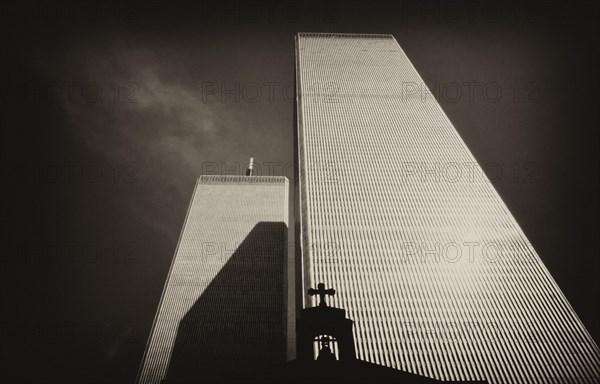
(1, 1, 598, 382)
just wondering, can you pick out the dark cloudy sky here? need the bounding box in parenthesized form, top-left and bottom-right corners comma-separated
(1, 1, 598, 383)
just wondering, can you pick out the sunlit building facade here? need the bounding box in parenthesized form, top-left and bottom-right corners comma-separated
(137, 175, 289, 384)
(294, 32, 600, 383)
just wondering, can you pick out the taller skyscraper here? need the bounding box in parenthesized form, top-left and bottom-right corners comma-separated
(137, 174, 289, 384)
(294, 32, 600, 383)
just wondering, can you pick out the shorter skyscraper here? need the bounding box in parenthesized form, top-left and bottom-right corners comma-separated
(137, 174, 289, 384)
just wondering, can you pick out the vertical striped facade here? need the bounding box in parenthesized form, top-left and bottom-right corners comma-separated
(137, 175, 289, 384)
(294, 32, 600, 383)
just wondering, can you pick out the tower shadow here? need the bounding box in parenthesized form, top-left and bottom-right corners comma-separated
(165, 221, 287, 383)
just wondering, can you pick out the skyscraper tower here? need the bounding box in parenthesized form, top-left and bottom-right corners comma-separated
(294, 32, 600, 383)
(137, 173, 289, 384)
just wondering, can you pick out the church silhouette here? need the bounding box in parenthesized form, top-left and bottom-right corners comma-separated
(163, 281, 486, 384)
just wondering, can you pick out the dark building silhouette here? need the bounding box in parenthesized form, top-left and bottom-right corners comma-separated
(165, 222, 287, 382)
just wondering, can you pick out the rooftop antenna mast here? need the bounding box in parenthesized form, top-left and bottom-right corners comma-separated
(245, 157, 254, 176)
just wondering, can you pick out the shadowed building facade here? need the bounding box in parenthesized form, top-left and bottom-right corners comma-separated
(137, 175, 289, 384)
(294, 32, 600, 383)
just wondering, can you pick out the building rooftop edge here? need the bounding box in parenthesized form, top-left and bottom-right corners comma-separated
(198, 175, 289, 184)
(297, 32, 394, 39)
